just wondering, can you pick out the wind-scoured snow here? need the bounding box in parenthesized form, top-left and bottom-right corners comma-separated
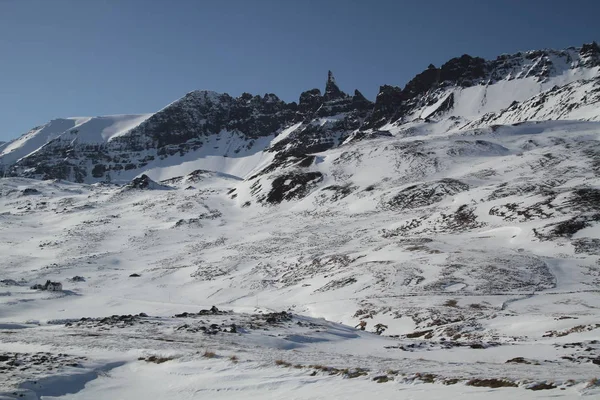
(65, 114, 154, 144)
(0, 114, 152, 168)
(0, 118, 80, 165)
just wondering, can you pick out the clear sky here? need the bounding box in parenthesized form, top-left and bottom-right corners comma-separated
(1, 0, 598, 141)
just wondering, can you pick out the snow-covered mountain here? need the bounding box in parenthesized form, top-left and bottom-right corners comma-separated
(2, 43, 600, 398)
(2, 43, 599, 185)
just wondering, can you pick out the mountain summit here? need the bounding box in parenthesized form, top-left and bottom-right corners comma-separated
(323, 70, 347, 101)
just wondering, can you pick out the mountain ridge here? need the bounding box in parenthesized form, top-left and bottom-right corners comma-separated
(1, 42, 599, 184)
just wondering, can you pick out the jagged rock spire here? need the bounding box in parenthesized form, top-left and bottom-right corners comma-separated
(323, 70, 347, 101)
(328, 70, 336, 84)
(353, 89, 368, 102)
(352, 89, 372, 110)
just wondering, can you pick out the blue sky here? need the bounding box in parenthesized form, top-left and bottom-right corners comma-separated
(0, 0, 598, 141)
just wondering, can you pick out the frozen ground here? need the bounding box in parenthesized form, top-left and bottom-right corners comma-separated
(1, 119, 600, 399)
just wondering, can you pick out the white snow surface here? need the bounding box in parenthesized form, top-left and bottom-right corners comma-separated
(0, 119, 80, 165)
(1, 119, 600, 399)
(65, 114, 153, 144)
(0, 114, 152, 167)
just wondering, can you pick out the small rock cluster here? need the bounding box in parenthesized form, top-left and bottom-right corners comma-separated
(173, 306, 228, 318)
(176, 322, 238, 335)
(30, 280, 62, 291)
(65, 313, 149, 329)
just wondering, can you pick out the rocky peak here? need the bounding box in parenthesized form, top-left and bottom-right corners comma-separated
(439, 54, 487, 86)
(323, 70, 347, 101)
(581, 41, 600, 55)
(127, 174, 155, 190)
(181, 90, 224, 106)
(580, 41, 600, 67)
(124, 174, 171, 191)
(403, 65, 441, 99)
(351, 89, 372, 111)
(401, 55, 487, 100)
(239, 92, 254, 102)
(318, 72, 370, 118)
(367, 85, 403, 127)
(263, 93, 282, 103)
(298, 88, 323, 115)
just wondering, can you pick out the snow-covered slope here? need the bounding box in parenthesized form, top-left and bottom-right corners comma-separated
(0, 114, 152, 180)
(56, 114, 153, 144)
(1, 42, 600, 399)
(465, 76, 600, 128)
(0, 118, 81, 165)
(2, 117, 600, 398)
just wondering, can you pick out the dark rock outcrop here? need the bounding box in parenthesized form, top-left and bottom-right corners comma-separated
(323, 70, 347, 101)
(264, 172, 324, 204)
(364, 85, 404, 129)
(298, 89, 323, 116)
(580, 41, 600, 67)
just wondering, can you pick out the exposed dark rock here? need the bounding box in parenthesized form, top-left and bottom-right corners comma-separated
(297, 155, 316, 168)
(143, 355, 173, 364)
(298, 89, 323, 116)
(405, 329, 433, 338)
(260, 311, 292, 324)
(527, 382, 557, 391)
(580, 41, 600, 67)
(320, 183, 356, 202)
(351, 89, 373, 111)
(567, 188, 600, 212)
(323, 71, 347, 101)
(20, 188, 40, 196)
(365, 85, 403, 129)
(387, 179, 469, 210)
(534, 214, 600, 240)
(264, 172, 323, 204)
(30, 280, 62, 291)
(124, 175, 165, 190)
(466, 378, 517, 388)
(424, 93, 454, 119)
(173, 306, 230, 318)
(66, 314, 144, 328)
(572, 238, 600, 255)
(91, 164, 106, 178)
(373, 375, 389, 383)
(314, 277, 357, 293)
(403, 65, 440, 99)
(439, 54, 487, 86)
(506, 357, 534, 364)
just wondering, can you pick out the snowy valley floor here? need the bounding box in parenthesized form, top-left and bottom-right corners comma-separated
(1, 308, 600, 399)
